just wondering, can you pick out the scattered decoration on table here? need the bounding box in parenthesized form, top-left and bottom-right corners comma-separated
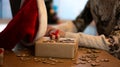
(15, 48, 111, 66)
(16, 51, 64, 65)
(73, 48, 110, 67)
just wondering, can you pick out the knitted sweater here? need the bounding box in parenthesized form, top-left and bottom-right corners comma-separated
(73, 0, 120, 37)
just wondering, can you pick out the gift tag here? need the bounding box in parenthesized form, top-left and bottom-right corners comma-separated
(0, 48, 4, 65)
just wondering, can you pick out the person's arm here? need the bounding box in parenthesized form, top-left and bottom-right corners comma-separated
(51, 21, 77, 33)
(64, 31, 120, 59)
(64, 32, 110, 51)
(45, 21, 78, 37)
(73, 0, 93, 32)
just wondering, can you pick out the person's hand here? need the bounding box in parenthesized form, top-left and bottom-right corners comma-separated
(45, 26, 65, 38)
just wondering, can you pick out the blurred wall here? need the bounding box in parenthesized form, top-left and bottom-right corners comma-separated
(0, 0, 2, 18)
(0, 0, 12, 19)
(54, 0, 88, 20)
(1, 0, 88, 20)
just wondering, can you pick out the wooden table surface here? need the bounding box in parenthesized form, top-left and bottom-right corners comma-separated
(1, 46, 120, 67)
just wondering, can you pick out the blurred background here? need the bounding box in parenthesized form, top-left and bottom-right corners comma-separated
(0, 0, 88, 20)
(0, 0, 97, 35)
(0, 0, 12, 19)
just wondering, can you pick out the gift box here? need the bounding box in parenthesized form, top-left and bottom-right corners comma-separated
(0, 48, 4, 65)
(35, 37, 78, 58)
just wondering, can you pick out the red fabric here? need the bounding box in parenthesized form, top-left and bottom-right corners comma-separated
(0, 0, 39, 50)
(0, 49, 3, 54)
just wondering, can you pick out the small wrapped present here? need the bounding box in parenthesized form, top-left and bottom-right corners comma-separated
(35, 37, 78, 58)
(0, 48, 4, 65)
